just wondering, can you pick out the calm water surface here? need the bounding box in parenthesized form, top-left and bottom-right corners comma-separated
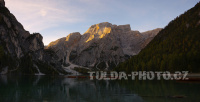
(0, 75, 200, 102)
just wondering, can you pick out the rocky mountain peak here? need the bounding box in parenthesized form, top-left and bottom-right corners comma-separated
(85, 22, 112, 33)
(84, 22, 131, 35)
(115, 24, 131, 32)
(84, 22, 112, 38)
(47, 22, 162, 70)
(47, 32, 81, 48)
(84, 22, 112, 41)
(66, 32, 81, 42)
(0, 0, 5, 7)
(83, 22, 133, 43)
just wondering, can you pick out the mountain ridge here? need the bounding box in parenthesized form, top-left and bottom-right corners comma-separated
(0, 0, 162, 74)
(47, 22, 162, 70)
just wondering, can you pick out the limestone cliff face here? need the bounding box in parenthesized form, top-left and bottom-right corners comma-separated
(47, 22, 162, 69)
(0, 0, 66, 75)
(0, 9, 35, 58)
(47, 32, 82, 61)
(0, 0, 5, 7)
(0, 0, 44, 59)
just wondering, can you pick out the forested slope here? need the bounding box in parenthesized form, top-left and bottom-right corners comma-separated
(115, 2, 200, 72)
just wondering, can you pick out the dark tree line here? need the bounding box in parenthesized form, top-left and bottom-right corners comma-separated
(115, 2, 200, 72)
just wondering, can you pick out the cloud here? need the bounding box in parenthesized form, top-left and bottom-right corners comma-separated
(5, 0, 86, 32)
(4, 0, 115, 45)
(40, 9, 47, 17)
(5, 0, 197, 45)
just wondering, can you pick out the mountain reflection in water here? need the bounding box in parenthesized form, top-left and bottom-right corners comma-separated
(0, 75, 200, 102)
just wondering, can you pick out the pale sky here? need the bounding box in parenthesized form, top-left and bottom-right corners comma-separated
(5, 0, 200, 45)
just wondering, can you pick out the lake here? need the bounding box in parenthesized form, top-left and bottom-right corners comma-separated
(0, 75, 200, 102)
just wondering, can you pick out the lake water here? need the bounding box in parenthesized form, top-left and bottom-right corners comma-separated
(0, 75, 200, 102)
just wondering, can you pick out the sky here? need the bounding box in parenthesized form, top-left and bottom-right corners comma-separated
(5, 0, 200, 45)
